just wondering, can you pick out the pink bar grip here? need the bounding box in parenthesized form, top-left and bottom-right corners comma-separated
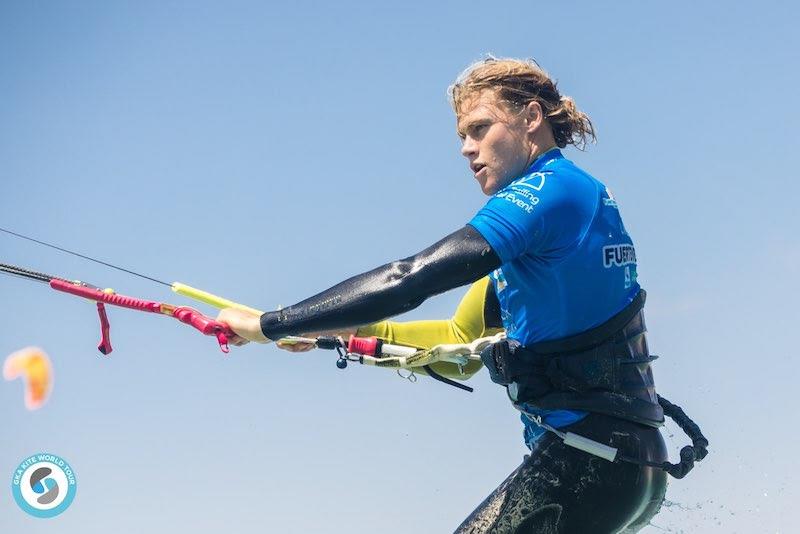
(172, 306, 227, 334)
(172, 307, 235, 353)
(49, 279, 233, 353)
(50, 279, 161, 313)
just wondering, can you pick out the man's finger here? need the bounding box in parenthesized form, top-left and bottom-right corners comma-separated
(229, 334, 250, 346)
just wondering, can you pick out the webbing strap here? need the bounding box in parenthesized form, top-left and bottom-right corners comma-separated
(517, 395, 708, 479)
(422, 365, 474, 392)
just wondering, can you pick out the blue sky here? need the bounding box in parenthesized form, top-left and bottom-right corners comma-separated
(1, 2, 798, 532)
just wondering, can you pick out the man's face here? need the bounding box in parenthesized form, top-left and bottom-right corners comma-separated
(457, 91, 532, 195)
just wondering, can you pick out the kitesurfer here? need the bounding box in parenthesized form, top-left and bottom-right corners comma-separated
(219, 57, 695, 533)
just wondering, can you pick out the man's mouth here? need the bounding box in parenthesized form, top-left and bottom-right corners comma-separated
(471, 163, 487, 176)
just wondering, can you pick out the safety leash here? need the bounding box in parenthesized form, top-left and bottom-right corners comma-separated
(517, 396, 709, 479)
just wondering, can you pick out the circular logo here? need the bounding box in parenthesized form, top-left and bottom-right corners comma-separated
(11, 453, 77, 518)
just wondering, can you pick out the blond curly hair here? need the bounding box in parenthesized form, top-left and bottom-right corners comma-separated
(449, 57, 596, 149)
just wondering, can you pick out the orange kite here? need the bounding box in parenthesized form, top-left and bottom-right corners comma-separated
(3, 347, 53, 410)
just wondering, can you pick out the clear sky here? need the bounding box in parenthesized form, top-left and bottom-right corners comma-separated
(1, 1, 797, 532)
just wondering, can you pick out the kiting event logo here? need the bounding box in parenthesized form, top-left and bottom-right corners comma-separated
(11, 452, 77, 517)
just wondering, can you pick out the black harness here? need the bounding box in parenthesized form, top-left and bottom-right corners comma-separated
(481, 290, 708, 478)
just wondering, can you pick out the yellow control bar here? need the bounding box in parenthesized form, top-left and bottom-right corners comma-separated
(171, 282, 264, 315)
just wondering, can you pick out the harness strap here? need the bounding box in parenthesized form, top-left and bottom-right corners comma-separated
(518, 395, 708, 479)
(422, 365, 474, 392)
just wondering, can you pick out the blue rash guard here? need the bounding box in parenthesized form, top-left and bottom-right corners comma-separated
(468, 148, 641, 448)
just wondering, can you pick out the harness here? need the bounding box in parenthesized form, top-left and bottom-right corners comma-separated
(481, 290, 708, 478)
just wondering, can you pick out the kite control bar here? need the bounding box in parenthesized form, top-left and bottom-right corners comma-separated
(0, 262, 236, 355)
(50, 279, 236, 354)
(282, 333, 505, 392)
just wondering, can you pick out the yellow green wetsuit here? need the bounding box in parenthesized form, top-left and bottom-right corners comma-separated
(357, 276, 503, 380)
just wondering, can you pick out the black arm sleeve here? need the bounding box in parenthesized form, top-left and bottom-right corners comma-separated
(260, 225, 502, 339)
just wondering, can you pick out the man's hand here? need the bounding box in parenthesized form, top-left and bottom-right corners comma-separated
(275, 328, 358, 353)
(216, 308, 270, 346)
(276, 338, 316, 353)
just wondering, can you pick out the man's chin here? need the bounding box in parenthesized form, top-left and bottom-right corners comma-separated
(477, 177, 497, 196)
(482, 182, 500, 196)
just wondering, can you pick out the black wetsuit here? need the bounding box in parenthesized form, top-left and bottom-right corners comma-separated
(258, 226, 669, 533)
(455, 413, 668, 533)
(260, 226, 499, 339)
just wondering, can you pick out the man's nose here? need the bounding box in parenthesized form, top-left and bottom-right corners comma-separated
(461, 137, 478, 158)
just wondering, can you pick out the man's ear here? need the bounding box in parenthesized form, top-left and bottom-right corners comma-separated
(524, 101, 544, 134)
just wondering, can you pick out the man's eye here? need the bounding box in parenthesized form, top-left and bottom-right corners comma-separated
(473, 124, 488, 134)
